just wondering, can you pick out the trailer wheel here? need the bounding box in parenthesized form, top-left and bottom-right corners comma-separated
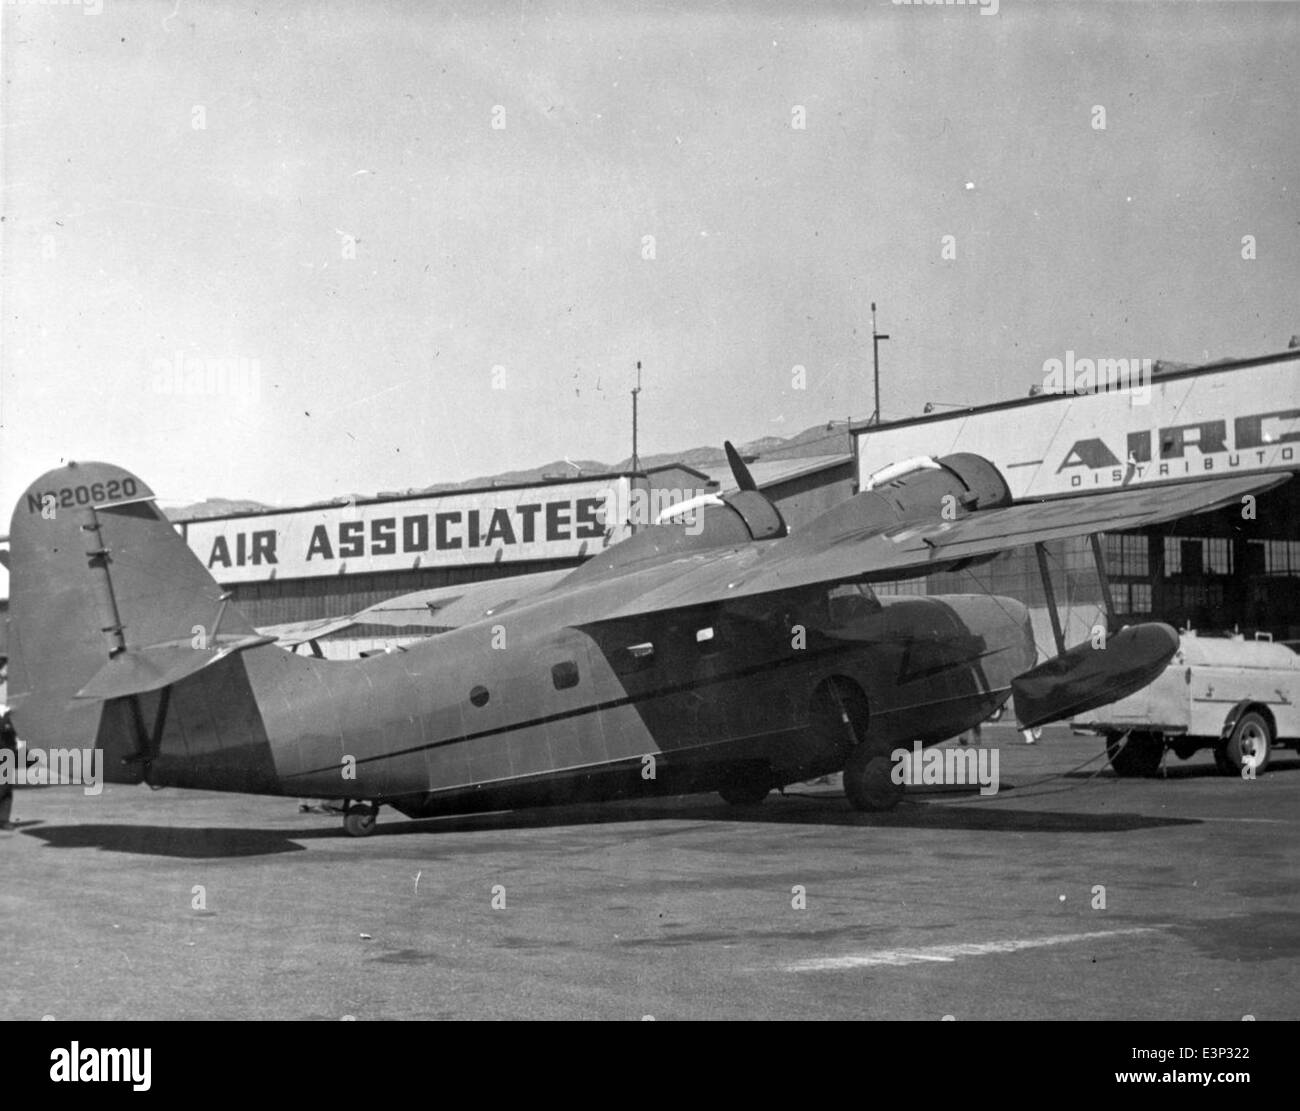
(1105, 731, 1164, 777)
(1214, 711, 1272, 776)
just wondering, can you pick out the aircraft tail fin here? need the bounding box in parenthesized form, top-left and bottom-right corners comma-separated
(7, 463, 284, 791)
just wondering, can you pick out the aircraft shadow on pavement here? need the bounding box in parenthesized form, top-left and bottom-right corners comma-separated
(393, 795, 1200, 837)
(20, 793, 1199, 858)
(21, 823, 324, 858)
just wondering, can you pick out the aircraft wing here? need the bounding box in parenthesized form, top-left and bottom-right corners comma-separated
(589, 472, 1287, 621)
(259, 616, 362, 648)
(353, 568, 573, 629)
(255, 568, 573, 645)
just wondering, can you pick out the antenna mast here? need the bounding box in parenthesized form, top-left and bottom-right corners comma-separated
(631, 360, 642, 473)
(871, 302, 890, 424)
(629, 360, 643, 535)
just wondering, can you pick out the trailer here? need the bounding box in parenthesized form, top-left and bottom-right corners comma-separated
(1073, 633, 1300, 776)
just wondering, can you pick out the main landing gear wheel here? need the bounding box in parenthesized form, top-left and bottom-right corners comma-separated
(1214, 711, 1272, 776)
(843, 744, 904, 812)
(342, 803, 378, 838)
(1105, 731, 1164, 777)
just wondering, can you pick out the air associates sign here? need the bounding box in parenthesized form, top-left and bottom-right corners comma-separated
(181, 478, 631, 584)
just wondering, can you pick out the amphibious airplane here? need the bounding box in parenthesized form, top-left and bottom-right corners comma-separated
(5, 447, 1285, 835)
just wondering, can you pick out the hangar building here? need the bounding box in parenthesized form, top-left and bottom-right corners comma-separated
(852, 345, 1300, 654)
(177, 463, 710, 657)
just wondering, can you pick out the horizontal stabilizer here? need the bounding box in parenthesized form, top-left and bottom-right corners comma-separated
(75, 634, 276, 700)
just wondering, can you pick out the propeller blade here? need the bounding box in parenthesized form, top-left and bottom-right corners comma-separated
(724, 441, 758, 492)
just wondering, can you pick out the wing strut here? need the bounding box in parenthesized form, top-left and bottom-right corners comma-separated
(1033, 541, 1067, 655)
(1089, 533, 1118, 629)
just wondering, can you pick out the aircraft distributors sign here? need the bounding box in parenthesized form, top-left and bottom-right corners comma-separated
(854, 354, 1299, 500)
(182, 477, 633, 584)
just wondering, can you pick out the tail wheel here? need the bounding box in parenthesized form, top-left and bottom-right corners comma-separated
(342, 803, 378, 837)
(1105, 731, 1164, 777)
(1215, 711, 1272, 776)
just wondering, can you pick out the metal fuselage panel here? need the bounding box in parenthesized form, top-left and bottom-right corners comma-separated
(242, 589, 1035, 816)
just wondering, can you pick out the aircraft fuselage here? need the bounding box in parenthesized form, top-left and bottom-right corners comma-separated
(97, 587, 1036, 819)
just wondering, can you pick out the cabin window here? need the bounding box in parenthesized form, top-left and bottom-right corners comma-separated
(469, 685, 490, 708)
(616, 641, 655, 673)
(551, 661, 580, 690)
(695, 626, 722, 656)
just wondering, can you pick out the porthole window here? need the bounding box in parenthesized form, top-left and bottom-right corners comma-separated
(469, 685, 490, 708)
(552, 661, 579, 690)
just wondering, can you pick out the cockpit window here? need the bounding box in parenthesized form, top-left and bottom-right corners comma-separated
(827, 583, 882, 626)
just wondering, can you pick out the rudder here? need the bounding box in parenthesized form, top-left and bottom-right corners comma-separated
(8, 462, 280, 788)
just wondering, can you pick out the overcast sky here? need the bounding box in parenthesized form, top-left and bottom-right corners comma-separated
(2, 0, 1297, 544)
